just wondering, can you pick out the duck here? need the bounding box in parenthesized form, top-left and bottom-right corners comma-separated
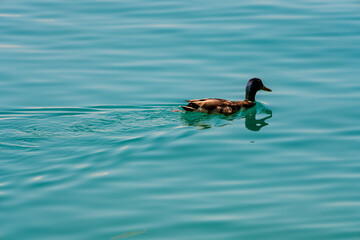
(181, 78, 271, 115)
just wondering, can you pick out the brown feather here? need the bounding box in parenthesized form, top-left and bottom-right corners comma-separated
(181, 98, 255, 115)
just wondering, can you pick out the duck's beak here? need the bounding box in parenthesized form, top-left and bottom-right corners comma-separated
(261, 85, 272, 92)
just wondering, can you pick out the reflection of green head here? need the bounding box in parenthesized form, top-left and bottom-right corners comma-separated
(245, 78, 272, 102)
(244, 106, 272, 131)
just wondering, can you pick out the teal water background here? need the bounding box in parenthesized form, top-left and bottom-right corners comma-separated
(1, 0, 360, 239)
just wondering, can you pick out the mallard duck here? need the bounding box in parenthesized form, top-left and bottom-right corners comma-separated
(181, 78, 271, 115)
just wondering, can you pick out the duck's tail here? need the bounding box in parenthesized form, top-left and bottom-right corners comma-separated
(181, 106, 195, 112)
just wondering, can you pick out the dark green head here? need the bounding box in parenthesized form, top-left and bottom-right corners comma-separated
(245, 78, 272, 102)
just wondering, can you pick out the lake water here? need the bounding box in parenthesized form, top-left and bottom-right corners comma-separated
(1, 0, 360, 239)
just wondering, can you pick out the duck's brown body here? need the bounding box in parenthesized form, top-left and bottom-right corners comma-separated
(181, 78, 271, 115)
(181, 98, 255, 115)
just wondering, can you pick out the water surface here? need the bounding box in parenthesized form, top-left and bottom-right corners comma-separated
(1, 0, 360, 239)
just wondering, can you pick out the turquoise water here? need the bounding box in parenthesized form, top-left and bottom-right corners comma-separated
(1, 0, 360, 239)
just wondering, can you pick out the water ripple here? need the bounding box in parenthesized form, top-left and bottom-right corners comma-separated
(1, 0, 360, 239)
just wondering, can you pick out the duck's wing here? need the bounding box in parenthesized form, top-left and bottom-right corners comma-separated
(186, 98, 232, 104)
(182, 98, 233, 112)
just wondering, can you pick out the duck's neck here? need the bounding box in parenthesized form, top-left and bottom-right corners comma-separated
(245, 87, 257, 102)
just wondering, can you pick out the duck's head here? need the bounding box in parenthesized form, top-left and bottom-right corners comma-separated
(245, 78, 272, 102)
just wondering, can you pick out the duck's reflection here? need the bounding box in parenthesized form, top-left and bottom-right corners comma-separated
(244, 106, 272, 131)
(180, 104, 272, 131)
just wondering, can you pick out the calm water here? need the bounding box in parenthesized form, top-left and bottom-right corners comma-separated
(1, 0, 360, 239)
